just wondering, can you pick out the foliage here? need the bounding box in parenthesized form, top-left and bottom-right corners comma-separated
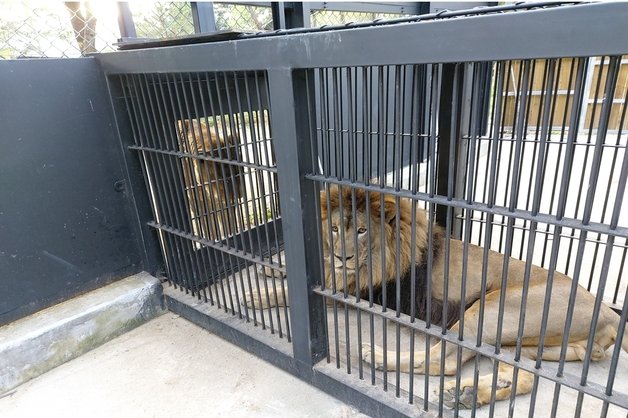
(214, 3, 272, 32)
(133, 2, 195, 39)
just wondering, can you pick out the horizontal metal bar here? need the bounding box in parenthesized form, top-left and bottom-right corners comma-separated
(459, 215, 628, 249)
(466, 136, 628, 150)
(306, 174, 628, 239)
(503, 89, 573, 96)
(314, 287, 628, 409)
(147, 221, 286, 273)
(307, 1, 423, 14)
(128, 144, 277, 173)
(98, 3, 628, 74)
(218, 1, 272, 8)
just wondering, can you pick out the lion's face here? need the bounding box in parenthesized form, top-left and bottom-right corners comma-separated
(322, 208, 385, 272)
(319, 186, 424, 292)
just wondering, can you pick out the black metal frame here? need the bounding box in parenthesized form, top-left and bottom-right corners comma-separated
(98, 2, 628, 416)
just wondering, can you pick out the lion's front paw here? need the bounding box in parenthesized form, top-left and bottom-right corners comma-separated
(441, 381, 479, 410)
(258, 265, 286, 280)
(241, 286, 288, 309)
(361, 344, 388, 371)
(241, 288, 274, 309)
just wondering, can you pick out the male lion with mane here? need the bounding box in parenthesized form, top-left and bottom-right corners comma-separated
(178, 119, 243, 241)
(244, 185, 628, 409)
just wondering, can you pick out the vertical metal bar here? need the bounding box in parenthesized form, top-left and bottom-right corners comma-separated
(491, 61, 530, 416)
(285, 2, 311, 28)
(364, 66, 377, 385)
(117, 2, 137, 39)
(501, 59, 530, 417)
(267, 68, 327, 366)
(436, 63, 462, 227)
(601, 99, 628, 413)
(170, 74, 214, 298)
(144, 73, 210, 301)
(253, 72, 284, 332)
(423, 62, 440, 412)
(378, 66, 389, 392)
(172, 74, 215, 301)
(484, 60, 507, 418)
(458, 62, 482, 416)
(235, 72, 266, 326)
(407, 63, 420, 405)
(220, 72, 255, 322)
(131, 76, 183, 288)
(438, 63, 461, 416)
(216, 73, 256, 320)
(191, 2, 216, 33)
(271, 2, 287, 30)
(131, 73, 192, 292)
(393, 64, 403, 397)
(535, 57, 589, 416)
(522, 58, 558, 417)
(575, 56, 621, 407)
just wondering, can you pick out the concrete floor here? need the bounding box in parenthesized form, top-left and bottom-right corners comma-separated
(0, 313, 366, 418)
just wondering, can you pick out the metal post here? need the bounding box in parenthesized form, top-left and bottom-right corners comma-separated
(117, 2, 137, 39)
(273, 2, 310, 30)
(191, 2, 217, 33)
(271, 2, 287, 30)
(436, 63, 464, 229)
(267, 68, 328, 367)
(286, 2, 311, 28)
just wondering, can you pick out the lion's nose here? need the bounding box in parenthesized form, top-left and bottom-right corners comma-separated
(334, 254, 354, 261)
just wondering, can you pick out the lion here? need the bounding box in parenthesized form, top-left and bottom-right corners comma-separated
(178, 119, 243, 241)
(243, 185, 628, 409)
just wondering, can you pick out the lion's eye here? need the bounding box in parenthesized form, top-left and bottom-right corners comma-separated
(357, 227, 367, 234)
(331, 225, 338, 233)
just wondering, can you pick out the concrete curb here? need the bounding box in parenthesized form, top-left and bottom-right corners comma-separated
(0, 272, 165, 395)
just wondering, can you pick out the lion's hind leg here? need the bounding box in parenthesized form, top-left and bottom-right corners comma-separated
(442, 362, 535, 409)
(520, 340, 607, 362)
(442, 338, 609, 410)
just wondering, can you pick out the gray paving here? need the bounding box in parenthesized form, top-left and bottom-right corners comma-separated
(0, 313, 366, 418)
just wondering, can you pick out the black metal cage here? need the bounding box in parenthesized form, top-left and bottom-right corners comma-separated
(98, 2, 628, 416)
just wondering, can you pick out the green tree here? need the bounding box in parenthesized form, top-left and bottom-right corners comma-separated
(134, 2, 194, 39)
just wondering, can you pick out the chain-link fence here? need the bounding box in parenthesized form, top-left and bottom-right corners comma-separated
(0, 1, 119, 58)
(0, 1, 413, 59)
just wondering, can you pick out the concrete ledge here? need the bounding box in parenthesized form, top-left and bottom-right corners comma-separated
(0, 272, 165, 395)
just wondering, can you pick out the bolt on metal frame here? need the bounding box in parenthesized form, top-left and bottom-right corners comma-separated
(99, 2, 628, 416)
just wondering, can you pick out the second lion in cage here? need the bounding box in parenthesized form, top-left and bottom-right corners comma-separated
(243, 185, 628, 409)
(178, 119, 244, 242)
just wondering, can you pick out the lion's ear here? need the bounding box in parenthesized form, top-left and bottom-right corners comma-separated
(319, 190, 328, 219)
(177, 119, 190, 137)
(383, 195, 398, 225)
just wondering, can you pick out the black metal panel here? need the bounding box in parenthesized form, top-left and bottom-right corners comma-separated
(0, 58, 145, 325)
